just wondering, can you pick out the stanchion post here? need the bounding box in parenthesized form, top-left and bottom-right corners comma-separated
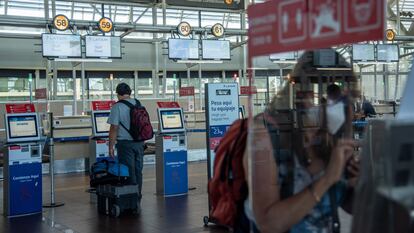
(43, 112, 64, 208)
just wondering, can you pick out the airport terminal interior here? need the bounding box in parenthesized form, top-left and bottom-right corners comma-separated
(0, 0, 413, 232)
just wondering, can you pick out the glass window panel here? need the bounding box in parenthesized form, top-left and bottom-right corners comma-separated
(56, 78, 74, 100)
(0, 76, 31, 101)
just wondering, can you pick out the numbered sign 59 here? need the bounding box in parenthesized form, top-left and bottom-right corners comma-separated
(98, 17, 114, 33)
(177, 22, 191, 37)
(53, 14, 70, 31)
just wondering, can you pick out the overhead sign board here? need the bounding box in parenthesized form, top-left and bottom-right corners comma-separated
(247, 0, 385, 57)
(85, 36, 121, 58)
(42, 34, 82, 58)
(166, 0, 245, 10)
(205, 83, 239, 178)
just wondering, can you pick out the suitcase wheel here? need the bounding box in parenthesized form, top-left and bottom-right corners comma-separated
(110, 204, 121, 217)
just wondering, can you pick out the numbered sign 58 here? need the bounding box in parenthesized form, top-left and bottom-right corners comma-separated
(53, 14, 70, 31)
(178, 22, 191, 37)
(98, 17, 113, 33)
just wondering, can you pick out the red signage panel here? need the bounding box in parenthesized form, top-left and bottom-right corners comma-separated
(179, 86, 195, 97)
(92, 101, 116, 111)
(247, 0, 385, 57)
(35, 88, 47, 100)
(157, 102, 181, 108)
(6, 104, 36, 114)
(240, 86, 258, 95)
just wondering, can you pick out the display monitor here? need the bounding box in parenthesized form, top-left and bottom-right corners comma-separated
(201, 40, 231, 60)
(158, 108, 185, 133)
(313, 49, 337, 67)
(85, 36, 121, 58)
(92, 111, 110, 137)
(6, 113, 40, 143)
(42, 34, 82, 58)
(377, 44, 399, 62)
(168, 39, 199, 60)
(269, 52, 296, 61)
(352, 44, 375, 62)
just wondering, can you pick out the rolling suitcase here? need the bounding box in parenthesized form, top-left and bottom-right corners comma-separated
(96, 184, 139, 217)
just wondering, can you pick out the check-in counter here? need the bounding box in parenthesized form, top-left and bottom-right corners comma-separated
(52, 115, 92, 161)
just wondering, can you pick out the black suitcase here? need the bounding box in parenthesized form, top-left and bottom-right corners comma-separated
(96, 184, 139, 217)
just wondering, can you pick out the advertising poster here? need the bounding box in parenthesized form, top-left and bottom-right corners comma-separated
(205, 83, 239, 178)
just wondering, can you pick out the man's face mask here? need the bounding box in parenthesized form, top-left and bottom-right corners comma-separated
(326, 101, 345, 135)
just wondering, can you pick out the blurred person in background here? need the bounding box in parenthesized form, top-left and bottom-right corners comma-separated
(243, 49, 360, 233)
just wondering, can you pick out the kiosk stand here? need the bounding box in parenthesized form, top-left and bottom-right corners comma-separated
(89, 101, 116, 167)
(3, 104, 43, 217)
(155, 106, 188, 196)
(90, 110, 114, 166)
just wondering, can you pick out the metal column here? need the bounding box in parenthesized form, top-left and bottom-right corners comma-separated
(35, 69, 40, 90)
(134, 70, 138, 98)
(152, 7, 159, 98)
(52, 60, 58, 100)
(162, 0, 167, 98)
(81, 62, 86, 113)
(72, 67, 77, 116)
(198, 64, 202, 110)
(383, 64, 389, 100)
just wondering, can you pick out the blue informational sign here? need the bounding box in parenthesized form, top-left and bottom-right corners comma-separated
(164, 151, 188, 196)
(205, 83, 239, 178)
(9, 163, 42, 216)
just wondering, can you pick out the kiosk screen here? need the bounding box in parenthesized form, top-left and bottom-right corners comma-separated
(94, 112, 110, 134)
(160, 110, 184, 130)
(7, 115, 38, 139)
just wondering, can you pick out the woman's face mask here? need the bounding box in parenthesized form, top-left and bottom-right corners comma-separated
(303, 101, 346, 135)
(326, 101, 345, 135)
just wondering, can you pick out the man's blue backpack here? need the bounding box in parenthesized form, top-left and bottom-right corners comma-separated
(90, 159, 129, 187)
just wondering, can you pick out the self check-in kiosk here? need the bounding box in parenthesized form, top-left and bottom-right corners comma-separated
(89, 110, 114, 166)
(155, 107, 188, 196)
(3, 110, 42, 217)
(89, 101, 116, 170)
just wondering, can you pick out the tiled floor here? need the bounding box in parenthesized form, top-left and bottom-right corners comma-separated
(0, 161, 352, 233)
(0, 162, 228, 233)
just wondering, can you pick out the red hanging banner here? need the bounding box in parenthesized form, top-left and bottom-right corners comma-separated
(91, 101, 116, 111)
(247, 0, 385, 57)
(35, 88, 47, 100)
(6, 104, 36, 114)
(240, 86, 258, 95)
(179, 87, 195, 97)
(157, 102, 181, 108)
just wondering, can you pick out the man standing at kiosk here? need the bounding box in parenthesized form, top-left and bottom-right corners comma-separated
(107, 83, 145, 213)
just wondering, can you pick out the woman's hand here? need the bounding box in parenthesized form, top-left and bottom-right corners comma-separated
(324, 139, 358, 186)
(346, 155, 360, 187)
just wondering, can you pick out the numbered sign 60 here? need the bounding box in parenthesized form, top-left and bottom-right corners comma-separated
(177, 22, 192, 37)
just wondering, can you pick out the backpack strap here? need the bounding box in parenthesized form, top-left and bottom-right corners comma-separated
(117, 99, 136, 139)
